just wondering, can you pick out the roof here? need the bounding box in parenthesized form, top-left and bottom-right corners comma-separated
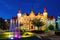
(48, 16, 54, 20)
(18, 8, 21, 13)
(12, 17, 17, 20)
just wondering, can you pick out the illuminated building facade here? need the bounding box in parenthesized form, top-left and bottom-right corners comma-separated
(11, 7, 56, 31)
(0, 18, 10, 30)
(46, 16, 56, 30)
(56, 16, 60, 30)
(4, 19, 10, 30)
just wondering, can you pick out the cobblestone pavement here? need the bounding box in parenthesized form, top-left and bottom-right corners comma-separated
(35, 33, 60, 40)
(49, 35, 60, 40)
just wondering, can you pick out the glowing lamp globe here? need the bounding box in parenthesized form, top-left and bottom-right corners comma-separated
(17, 13, 21, 17)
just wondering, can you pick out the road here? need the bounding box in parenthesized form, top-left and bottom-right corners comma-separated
(35, 33, 60, 40)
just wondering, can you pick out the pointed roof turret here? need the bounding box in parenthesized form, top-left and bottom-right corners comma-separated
(30, 10, 34, 13)
(18, 8, 21, 13)
(24, 12, 27, 16)
(29, 10, 35, 18)
(44, 7, 47, 12)
(38, 12, 41, 15)
(17, 8, 21, 17)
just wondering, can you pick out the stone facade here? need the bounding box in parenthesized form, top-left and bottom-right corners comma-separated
(11, 7, 55, 31)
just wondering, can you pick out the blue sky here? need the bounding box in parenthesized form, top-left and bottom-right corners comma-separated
(0, 0, 60, 19)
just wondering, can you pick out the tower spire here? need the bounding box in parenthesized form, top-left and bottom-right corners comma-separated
(31, 3, 34, 13)
(31, 2, 34, 11)
(18, 8, 21, 13)
(44, 7, 46, 12)
(17, 8, 21, 17)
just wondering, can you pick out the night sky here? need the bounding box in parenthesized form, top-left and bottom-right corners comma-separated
(0, 0, 60, 19)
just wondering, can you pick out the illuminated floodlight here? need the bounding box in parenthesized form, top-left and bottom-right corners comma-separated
(15, 34, 18, 37)
(9, 35, 14, 38)
(9, 35, 14, 40)
(10, 37, 14, 39)
(14, 33, 21, 38)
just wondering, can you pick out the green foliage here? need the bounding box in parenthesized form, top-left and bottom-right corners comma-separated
(31, 18, 44, 30)
(45, 27, 49, 31)
(48, 24, 54, 30)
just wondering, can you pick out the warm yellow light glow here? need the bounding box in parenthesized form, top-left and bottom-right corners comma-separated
(16, 9, 48, 31)
(41, 26, 46, 31)
(3, 32, 13, 34)
(3, 32, 14, 38)
(21, 32, 34, 38)
(9, 35, 14, 38)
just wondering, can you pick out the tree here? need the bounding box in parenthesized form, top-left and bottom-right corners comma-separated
(45, 27, 49, 31)
(31, 18, 44, 30)
(48, 24, 54, 31)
